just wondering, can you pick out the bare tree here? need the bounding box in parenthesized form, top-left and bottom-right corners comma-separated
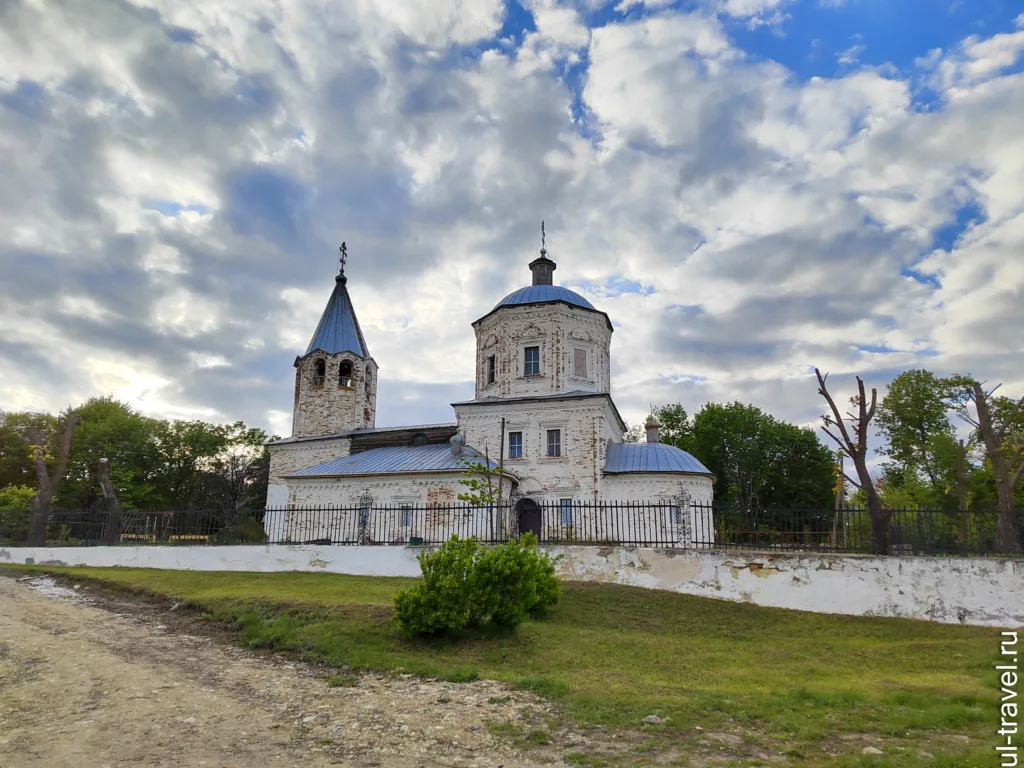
(97, 458, 124, 545)
(957, 381, 1022, 554)
(24, 409, 78, 546)
(815, 369, 889, 554)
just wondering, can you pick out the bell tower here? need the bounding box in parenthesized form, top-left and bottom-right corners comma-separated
(291, 243, 378, 437)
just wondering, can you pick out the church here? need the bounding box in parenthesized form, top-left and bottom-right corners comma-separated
(265, 232, 714, 545)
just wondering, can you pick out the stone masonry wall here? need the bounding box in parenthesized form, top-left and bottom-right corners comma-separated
(473, 303, 612, 399)
(268, 436, 353, 486)
(292, 352, 377, 437)
(282, 473, 517, 543)
(455, 396, 622, 502)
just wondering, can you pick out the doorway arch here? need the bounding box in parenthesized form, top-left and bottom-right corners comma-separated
(515, 498, 542, 540)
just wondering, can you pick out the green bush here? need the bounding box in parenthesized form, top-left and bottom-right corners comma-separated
(394, 536, 479, 635)
(393, 533, 560, 637)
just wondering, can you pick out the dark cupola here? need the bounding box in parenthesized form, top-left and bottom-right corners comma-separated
(529, 220, 556, 286)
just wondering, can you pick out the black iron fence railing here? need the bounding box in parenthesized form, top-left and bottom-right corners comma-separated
(692, 504, 1023, 557)
(0, 502, 1020, 556)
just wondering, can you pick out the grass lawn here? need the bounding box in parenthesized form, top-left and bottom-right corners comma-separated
(2, 565, 1004, 767)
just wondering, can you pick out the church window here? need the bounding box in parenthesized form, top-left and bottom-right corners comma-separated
(312, 359, 326, 386)
(410, 432, 429, 447)
(573, 348, 587, 378)
(365, 365, 372, 392)
(400, 505, 413, 527)
(339, 360, 354, 388)
(486, 355, 496, 385)
(668, 503, 681, 524)
(546, 429, 561, 457)
(559, 498, 574, 525)
(524, 346, 540, 376)
(508, 431, 523, 459)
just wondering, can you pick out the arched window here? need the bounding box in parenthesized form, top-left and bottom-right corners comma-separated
(312, 359, 326, 386)
(338, 360, 354, 388)
(365, 365, 372, 393)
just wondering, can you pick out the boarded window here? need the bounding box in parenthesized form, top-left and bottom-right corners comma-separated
(487, 355, 496, 384)
(509, 431, 523, 459)
(547, 429, 561, 457)
(524, 346, 540, 376)
(573, 348, 587, 378)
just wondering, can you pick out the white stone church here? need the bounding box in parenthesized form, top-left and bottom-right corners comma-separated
(265, 235, 714, 544)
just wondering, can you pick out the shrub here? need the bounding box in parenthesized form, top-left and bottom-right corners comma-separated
(393, 533, 561, 637)
(393, 536, 479, 636)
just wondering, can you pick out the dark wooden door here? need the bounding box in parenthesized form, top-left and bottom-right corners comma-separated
(516, 499, 542, 539)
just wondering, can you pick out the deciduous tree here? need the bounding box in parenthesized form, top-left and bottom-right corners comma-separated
(814, 369, 888, 554)
(24, 408, 78, 545)
(951, 379, 1023, 553)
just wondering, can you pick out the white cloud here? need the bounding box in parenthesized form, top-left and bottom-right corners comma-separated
(0, 0, 1020, 442)
(837, 43, 866, 66)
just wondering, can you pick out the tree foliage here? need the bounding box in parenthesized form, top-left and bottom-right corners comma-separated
(876, 370, 961, 509)
(651, 401, 834, 509)
(0, 398, 276, 514)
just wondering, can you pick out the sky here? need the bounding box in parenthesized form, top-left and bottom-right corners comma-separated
(0, 0, 1022, 446)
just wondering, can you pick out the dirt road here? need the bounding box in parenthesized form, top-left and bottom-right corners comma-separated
(0, 575, 559, 768)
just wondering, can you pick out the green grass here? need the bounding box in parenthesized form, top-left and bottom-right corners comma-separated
(2, 565, 1004, 765)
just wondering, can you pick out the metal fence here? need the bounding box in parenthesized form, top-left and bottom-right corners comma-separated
(1, 502, 1020, 556)
(695, 504, 1023, 556)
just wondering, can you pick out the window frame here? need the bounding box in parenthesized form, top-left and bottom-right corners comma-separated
(486, 354, 496, 385)
(523, 345, 541, 377)
(559, 498, 574, 525)
(508, 430, 524, 459)
(546, 428, 562, 458)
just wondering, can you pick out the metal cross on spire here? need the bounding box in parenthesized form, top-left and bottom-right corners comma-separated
(339, 241, 347, 275)
(540, 220, 546, 255)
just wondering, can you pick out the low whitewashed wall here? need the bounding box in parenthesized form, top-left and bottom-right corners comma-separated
(0, 544, 423, 578)
(2, 544, 1020, 628)
(551, 547, 1023, 628)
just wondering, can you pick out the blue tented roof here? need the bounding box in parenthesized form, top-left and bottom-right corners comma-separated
(604, 442, 711, 475)
(493, 285, 596, 311)
(305, 279, 370, 358)
(287, 443, 498, 477)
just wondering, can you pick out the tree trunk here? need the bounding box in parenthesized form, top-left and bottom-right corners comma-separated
(868, 495, 890, 555)
(26, 493, 51, 546)
(815, 369, 887, 554)
(973, 383, 1021, 554)
(97, 458, 124, 545)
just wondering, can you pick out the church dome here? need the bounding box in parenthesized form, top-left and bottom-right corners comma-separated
(604, 442, 712, 475)
(493, 284, 596, 311)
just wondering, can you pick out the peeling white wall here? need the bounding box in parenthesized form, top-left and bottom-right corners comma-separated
(0, 544, 423, 578)
(551, 547, 1023, 628)
(2, 545, 1020, 628)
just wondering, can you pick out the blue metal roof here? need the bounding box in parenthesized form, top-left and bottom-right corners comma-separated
(288, 443, 498, 477)
(604, 442, 712, 475)
(493, 285, 596, 311)
(305, 279, 370, 358)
